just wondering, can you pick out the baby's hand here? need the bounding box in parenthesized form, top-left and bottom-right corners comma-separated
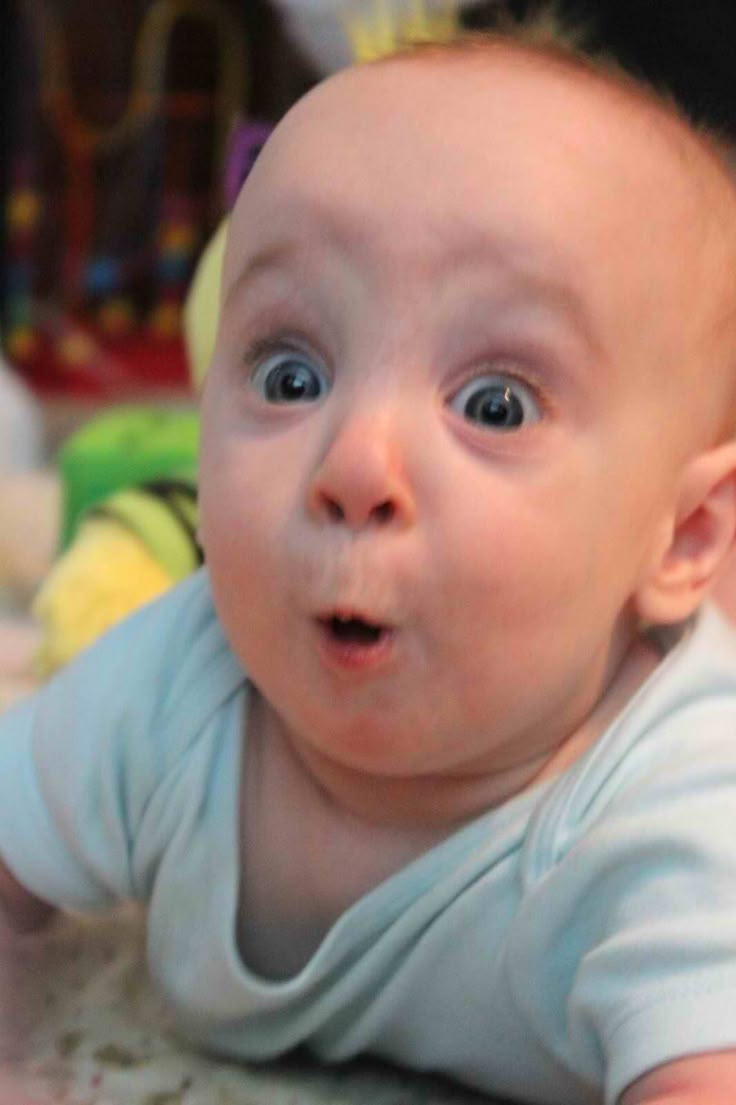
(0, 931, 45, 1065)
(621, 1050, 736, 1104)
(0, 862, 55, 1068)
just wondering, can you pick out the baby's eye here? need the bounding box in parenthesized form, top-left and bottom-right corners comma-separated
(449, 374, 541, 431)
(251, 349, 329, 404)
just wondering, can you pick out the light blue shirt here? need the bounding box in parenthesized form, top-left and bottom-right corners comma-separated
(2, 569, 736, 1105)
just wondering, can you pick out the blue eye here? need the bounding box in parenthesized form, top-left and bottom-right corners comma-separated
(251, 350, 329, 404)
(449, 374, 540, 431)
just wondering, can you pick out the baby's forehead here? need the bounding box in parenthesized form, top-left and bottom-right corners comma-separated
(242, 44, 728, 231)
(233, 51, 722, 273)
(228, 45, 736, 410)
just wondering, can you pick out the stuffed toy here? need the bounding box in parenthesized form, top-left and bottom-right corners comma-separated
(271, 0, 462, 72)
(0, 339, 58, 603)
(30, 225, 225, 677)
(33, 477, 201, 676)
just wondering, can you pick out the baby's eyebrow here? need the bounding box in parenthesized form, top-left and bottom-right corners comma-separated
(224, 196, 369, 310)
(501, 263, 604, 358)
(439, 231, 607, 359)
(225, 200, 605, 361)
(224, 240, 301, 311)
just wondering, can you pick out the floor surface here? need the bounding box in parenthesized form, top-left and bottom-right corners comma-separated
(9, 909, 501, 1105)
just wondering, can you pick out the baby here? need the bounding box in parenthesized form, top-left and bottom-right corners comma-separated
(3, 29, 736, 1105)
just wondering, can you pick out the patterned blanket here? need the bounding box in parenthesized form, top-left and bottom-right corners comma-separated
(10, 909, 501, 1105)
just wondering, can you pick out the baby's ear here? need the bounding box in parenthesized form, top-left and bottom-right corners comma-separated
(635, 441, 736, 625)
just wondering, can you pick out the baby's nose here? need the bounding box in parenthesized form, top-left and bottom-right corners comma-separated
(307, 413, 417, 530)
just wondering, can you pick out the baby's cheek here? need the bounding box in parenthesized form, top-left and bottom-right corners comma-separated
(200, 441, 270, 546)
(445, 508, 601, 655)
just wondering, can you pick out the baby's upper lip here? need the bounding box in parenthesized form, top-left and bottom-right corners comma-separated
(314, 605, 396, 629)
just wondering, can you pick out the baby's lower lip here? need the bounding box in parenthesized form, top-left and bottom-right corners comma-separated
(313, 617, 397, 674)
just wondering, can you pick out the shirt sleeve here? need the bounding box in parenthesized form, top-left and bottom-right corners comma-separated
(0, 569, 242, 914)
(509, 699, 736, 1105)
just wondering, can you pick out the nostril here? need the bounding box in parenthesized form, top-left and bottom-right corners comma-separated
(312, 488, 401, 526)
(320, 496, 395, 525)
(324, 496, 344, 522)
(372, 501, 395, 524)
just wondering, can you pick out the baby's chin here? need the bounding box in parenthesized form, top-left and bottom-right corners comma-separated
(271, 701, 548, 829)
(289, 708, 440, 779)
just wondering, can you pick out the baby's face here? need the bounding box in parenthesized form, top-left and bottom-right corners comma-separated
(199, 53, 723, 785)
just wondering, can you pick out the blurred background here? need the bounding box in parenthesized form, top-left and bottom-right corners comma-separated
(2, 0, 735, 410)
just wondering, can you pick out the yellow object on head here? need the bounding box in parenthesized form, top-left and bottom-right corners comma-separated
(342, 0, 460, 63)
(182, 217, 228, 391)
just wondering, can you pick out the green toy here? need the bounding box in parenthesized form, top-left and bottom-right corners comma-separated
(58, 405, 200, 550)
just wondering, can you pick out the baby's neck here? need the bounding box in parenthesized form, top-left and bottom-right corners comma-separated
(286, 735, 551, 830)
(254, 634, 662, 832)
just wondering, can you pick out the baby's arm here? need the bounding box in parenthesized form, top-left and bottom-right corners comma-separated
(0, 857, 54, 936)
(0, 857, 55, 1101)
(0, 858, 54, 1044)
(620, 1052, 736, 1104)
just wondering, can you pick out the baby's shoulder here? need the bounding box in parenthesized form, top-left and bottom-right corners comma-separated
(23, 568, 246, 785)
(146, 569, 245, 721)
(113, 568, 246, 774)
(527, 607, 736, 870)
(623, 602, 736, 757)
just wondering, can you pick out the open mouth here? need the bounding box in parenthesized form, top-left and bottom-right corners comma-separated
(314, 611, 396, 671)
(322, 615, 386, 644)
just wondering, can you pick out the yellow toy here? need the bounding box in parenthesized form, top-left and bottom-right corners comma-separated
(341, 0, 460, 63)
(182, 216, 227, 390)
(31, 219, 226, 677)
(33, 478, 200, 675)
